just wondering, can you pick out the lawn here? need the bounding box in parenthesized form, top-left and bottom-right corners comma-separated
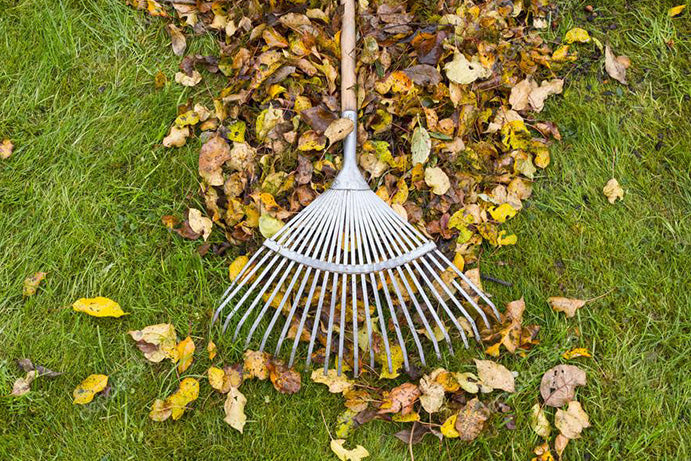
(0, 0, 689, 459)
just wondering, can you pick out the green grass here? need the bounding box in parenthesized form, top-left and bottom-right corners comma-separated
(0, 0, 689, 459)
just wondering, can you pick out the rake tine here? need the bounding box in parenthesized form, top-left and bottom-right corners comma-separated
(287, 269, 320, 367)
(212, 247, 267, 324)
(255, 193, 339, 351)
(271, 266, 312, 353)
(336, 193, 354, 375)
(434, 250, 501, 321)
(348, 192, 361, 376)
(363, 194, 444, 359)
(363, 194, 428, 365)
(352, 193, 375, 370)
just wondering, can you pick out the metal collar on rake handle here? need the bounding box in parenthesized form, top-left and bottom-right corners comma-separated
(212, 0, 500, 376)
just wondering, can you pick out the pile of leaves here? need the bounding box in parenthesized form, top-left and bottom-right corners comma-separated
(138, 0, 576, 266)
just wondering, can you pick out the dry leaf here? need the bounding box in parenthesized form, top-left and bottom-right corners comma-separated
(207, 340, 217, 360)
(11, 370, 37, 397)
(243, 350, 270, 380)
(424, 167, 450, 195)
(324, 118, 354, 144)
(441, 413, 460, 438)
(176, 336, 195, 373)
(258, 214, 284, 238)
(540, 364, 587, 407)
(72, 297, 127, 318)
(669, 5, 687, 17)
(16, 358, 62, 378)
(555, 400, 590, 439)
(418, 374, 445, 413)
(0, 138, 13, 159)
(199, 134, 232, 186)
(444, 53, 492, 84)
(208, 366, 225, 391)
(73, 374, 108, 404)
(149, 398, 172, 421)
(530, 403, 551, 438)
(167, 24, 186, 56)
(378, 383, 420, 415)
(228, 255, 249, 281)
(188, 208, 212, 241)
(454, 398, 491, 441)
(311, 369, 354, 393)
(23, 272, 47, 297)
(224, 386, 247, 433)
(564, 27, 590, 44)
(162, 125, 189, 148)
(175, 70, 202, 87)
(330, 439, 369, 461)
(411, 125, 431, 165)
(475, 359, 515, 392)
(267, 360, 301, 394)
(603, 178, 624, 203)
(528, 79, 564, 112)
(128, 323, 179, 363)
(604, 46, 627, 84)
(548, 297, 587, 318)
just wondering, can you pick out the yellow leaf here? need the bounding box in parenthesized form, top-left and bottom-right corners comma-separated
(441, 413, 460, 438)
(207, 340, 217, 360)
(564, 27, 590, 44)
(208, 366, 225, 391)
(243, 350, 270, 380)
(0, 138, 14, 159)
(176, 336, 195, 373)
(474, 359, 515, 392)
(562, 348, 592, 360)
(73, 374, 108, 405)
(424, 167, 450, 195)
(392, 411, 421, 422)
(23, 272, 47, 297)
(311, 369, 354, 393)
(324, 118, 354, 144)
(297, 130, 327, 151)
(167, 377, 199, 420)
(72, 297, 127, 318)
(174, 110, 199, 127)
(444, 53, 492, 85)
(668, 5, 686, 17)
(489, 203, 517, 223)
(224, 386, 248, 433)
(330, 439, 369, 461)
(129, 323, 179, 363)
(497, 231, 518, 246)
(453, 252, 465, 272)
(149, 398, 172, 421)
(227, 120, 246, 142)
(530, 404, 551, 438)
(603, 178, 624, 203)
(378, 345, 404, 379)
(258, 214, 284, 238)
(229, 255, 249, 281)
(255, 106, 283, 140)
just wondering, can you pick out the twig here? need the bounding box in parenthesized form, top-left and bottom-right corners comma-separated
(158, 0, 197, 5)
(585, 288, 616, 303)
(408, 423, 415, 461)
(320, 409, 333, 440)
(480, 274, 513, 287)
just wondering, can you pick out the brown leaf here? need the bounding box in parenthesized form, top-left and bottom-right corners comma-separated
(267, 360, 301, 394)
(11, 370, 37, 396)
(393, 422, 441, 445)
(605, 45, 627, 84)
(548, 297, 586, 318)
(403, 64, 442, 86)
(16, 358, 62, 378)
(299, 105, 336, 133)
(0, 138, 14, 159)
(378, 383, 420, 416)
(474, 359, 515, 392)
(555, 400, 590, 439)
(199, 134, 232, 186)
(243, 350, 270, 380)
(23, 272, 47, 297)
(324, 118, 354, 144)
(167, 24, 186, 56)
(454, 398, 491, 441)
(540, 364, 587, 407)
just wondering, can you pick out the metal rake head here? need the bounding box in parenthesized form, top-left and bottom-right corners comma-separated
(212, 186, 500, 376)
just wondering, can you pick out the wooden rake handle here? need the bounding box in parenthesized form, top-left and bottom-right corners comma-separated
(341, 0, 357, 112)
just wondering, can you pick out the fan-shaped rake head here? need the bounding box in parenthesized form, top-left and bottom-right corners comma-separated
(212, 187, 500, 376)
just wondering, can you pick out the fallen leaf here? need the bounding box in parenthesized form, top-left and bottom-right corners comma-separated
(168, 377, 199, 420)
(176, 336, 195, 373)
(489, 203, 517, 223)
(175, 70, 202, 87)
(378, 345, 405, 379)
(444, 53, 492, 84)
(167, 24, 186, 56)
(224, 386, 248, 433)
(540, 364, 587, 407)
(562, 348, 592, 360)
(324, 118, 354, 144)
(149, 398, 172, 421)
(440, 413, 459, 438)
(162, 125, 189, 147)
(418, 374, 445, 413)
(564, 27, 590, 44)
(0, 138, 13, 159)
(530, 403, 551, 438)
(11, 370, 37, 397)
(378, 383, 420, 415)
(475, 359, 515, 392)
(258, 214, 284, 238)
(454, 398, 491, 441)
(16, 358, 62, 378)
(199, 134, 232, 186)
(311, 369, 354, 393)
(555, 400, 590, 439)
(188, 208, 212, 241)
(73, 374, 108, 404)
(532, 442, 555, 461)
(208, 366, 225, 391)
(604, 46, 627, 84)
(548, 297, 586, 318)
(23, 272, 47, 297)
(243, 350, 270, 380)
(330, 439, 369, 461)
(267, 360, 301, 394)
(207, 340, 217, 360)
(128, 323, 179, 363)
(72, 297, 127, 318)
(411, 125, 431, 165)
(603, 178, 624, 203)
(528, 79, 564, 112)
(669, 5, 687, 17)
(424, 167, 450, 195)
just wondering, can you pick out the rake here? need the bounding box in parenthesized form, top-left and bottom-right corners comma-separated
(212, 0, 500, 376)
